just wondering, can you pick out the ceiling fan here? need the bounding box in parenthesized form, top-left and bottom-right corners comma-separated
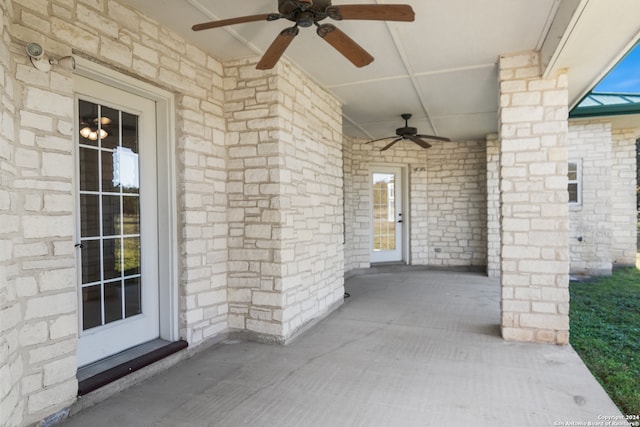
(366, 114, 451, 151)
(192, 0, 415, 70)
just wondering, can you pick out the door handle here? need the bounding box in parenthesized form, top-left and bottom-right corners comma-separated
(397, 220, 403, 223)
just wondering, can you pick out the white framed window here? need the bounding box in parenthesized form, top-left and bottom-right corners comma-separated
(568, 160, 582, 205)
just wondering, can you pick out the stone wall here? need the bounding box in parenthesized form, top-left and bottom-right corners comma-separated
(225, 59, 344, 341)
(342, 135, 375, 272)
(498, 51, 570, 345)
(567, 121, 613, 275)
(2, 0, 79, 422)
(426, 141, 487, 267)
(566, 121, 637, 275)
(343, 134, 487, 271)
(611, 128, 638, 266)
(175, 92, 228, 345)
(1, 1, 23, 425)
(342, 135, 357, 271)
(486, 134, 501, 277)
(2, 0, 228, 424)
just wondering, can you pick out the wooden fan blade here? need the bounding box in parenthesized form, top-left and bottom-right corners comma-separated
(192, 14, 275, 31)
(416, 134, 451, 142)
(408, 136, 432, 149)
(256, 26, 299, 70)
(316, 24, 374, 68)
(327, 5, 415, 22)
(365, 136, 395, 144)
(381, 138, 402, 151)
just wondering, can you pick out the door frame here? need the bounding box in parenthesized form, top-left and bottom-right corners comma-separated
(74, 80, 160, 364)
(74, 58, 178, 349)
(368, 163, 409, 264)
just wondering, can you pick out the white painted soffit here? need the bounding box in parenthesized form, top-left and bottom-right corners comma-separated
(542, 0, 640, 109)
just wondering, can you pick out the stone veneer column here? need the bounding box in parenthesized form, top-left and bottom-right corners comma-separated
(225, 59, 344, 342)
(498, 52, 570, 345)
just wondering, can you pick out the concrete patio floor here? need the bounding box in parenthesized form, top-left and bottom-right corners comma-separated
(61, 268, 623, 427)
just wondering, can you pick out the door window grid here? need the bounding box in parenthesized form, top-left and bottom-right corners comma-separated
(372, 173, 396, 251)
(78, 100, 142, 331)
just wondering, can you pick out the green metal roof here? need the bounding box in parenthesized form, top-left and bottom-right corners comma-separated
(570, 92, 640, 118)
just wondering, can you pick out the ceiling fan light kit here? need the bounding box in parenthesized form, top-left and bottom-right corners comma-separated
(192, 0, 415, 70)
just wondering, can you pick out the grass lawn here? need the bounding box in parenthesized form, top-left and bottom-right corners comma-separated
(569, 268, 640, 416)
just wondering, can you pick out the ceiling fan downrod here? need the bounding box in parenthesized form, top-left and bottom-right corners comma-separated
(398, 114, 417, 137)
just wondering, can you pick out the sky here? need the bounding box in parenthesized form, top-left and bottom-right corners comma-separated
(594, 42, 640, 94)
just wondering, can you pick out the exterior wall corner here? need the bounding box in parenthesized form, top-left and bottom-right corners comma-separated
(224, 58, 345, 343)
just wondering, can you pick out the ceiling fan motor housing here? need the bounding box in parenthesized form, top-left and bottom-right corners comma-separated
(397, 126, 417, 137)
(279, 0, 332, 15)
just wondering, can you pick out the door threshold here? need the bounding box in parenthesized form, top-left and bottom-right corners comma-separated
(77, 339, 188, 396)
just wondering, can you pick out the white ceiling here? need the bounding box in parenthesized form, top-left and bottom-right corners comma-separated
(126, 0, 640, 141)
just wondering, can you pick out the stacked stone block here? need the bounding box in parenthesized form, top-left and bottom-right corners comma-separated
(225, 59, 344, 341)
(486, 134, 501, 277)
(410, 154, 431, 266)
(565, 122, 638, 274)
(176, 90, 229, 344)
(426, 141, 487, 267)
(1, 1, 22, 425)
(342, 135, 375, 272)
(611, 128, 637, 265)
(498, 51, 570, 344)
(342, 135, 355, 270)
(567, 121, 613, 275)
(2, 2, 79, 423)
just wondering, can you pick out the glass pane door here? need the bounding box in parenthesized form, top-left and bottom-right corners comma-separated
(75, 73, 159, 367)
(373, 173, 396, 251)
(78, 99, 142, 330)
(370, 167, 404, 263)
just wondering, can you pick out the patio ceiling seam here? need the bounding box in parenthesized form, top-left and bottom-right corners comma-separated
(378, 0, 440, 136)
(343, 112, 374, 139)
(186, 0, 263, 57)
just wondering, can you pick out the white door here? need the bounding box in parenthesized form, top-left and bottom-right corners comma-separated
(371, 166, 404, 263)
(75, 75, 160, 367)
